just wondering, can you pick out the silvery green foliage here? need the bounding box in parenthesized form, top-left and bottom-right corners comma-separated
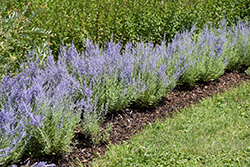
(0, 49, 88, 164)
(175, 22, 227, 86)
(0, 73, 42, 165)
(17, 51, 84, 156)
(61, 38, 188, 108)
(177, 19, 250, 86)
(51, 37, 189, 144)
(132, 40, 188, 105)
(80, 97, 111, 145)
(225, 19, 250, 70)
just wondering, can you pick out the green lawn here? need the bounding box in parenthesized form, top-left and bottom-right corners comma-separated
(91, 80, 250, 166)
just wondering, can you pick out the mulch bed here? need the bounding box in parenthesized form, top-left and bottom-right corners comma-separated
(15, 69, 250, 167)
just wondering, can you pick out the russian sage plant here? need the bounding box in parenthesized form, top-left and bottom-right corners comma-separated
(177, 20, 229, 86)
(22, 48, 112, 152)
(0, 73, 43, 165)
(55, 37, 189, 142)
(172, 18, 250, 87)
(60, 39, 145, 111)
(18, 51, 83, 156)
(225, 19, 250, 70)
(61, 38, 189, 109)
(0, 50, 84, 164)
(132, 40, 189, 105)
(78, 96, 112, 145)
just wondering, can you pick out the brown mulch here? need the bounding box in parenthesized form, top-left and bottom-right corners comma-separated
(15, 69, 250, 167)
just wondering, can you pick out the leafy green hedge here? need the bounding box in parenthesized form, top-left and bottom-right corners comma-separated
(0, 2, 52, 77)
(2, 0, 250, 58)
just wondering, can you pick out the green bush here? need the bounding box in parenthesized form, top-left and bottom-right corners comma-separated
(3, 0, 249, 59)
(0, 2, 52, 79)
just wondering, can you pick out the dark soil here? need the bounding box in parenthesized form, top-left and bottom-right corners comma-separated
(15, 69, 250, 167)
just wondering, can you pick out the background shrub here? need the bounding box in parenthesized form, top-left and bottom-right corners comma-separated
(0, 2, 52, 79)
(2, 0, 249, 61)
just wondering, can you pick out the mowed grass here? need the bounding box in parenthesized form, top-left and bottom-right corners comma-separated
(92, 81, 250, 167)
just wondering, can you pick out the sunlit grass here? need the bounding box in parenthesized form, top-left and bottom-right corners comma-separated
(92, 81, 250, 166)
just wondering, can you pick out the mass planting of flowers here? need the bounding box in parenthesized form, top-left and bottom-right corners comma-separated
(0, 19, 250, 166)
